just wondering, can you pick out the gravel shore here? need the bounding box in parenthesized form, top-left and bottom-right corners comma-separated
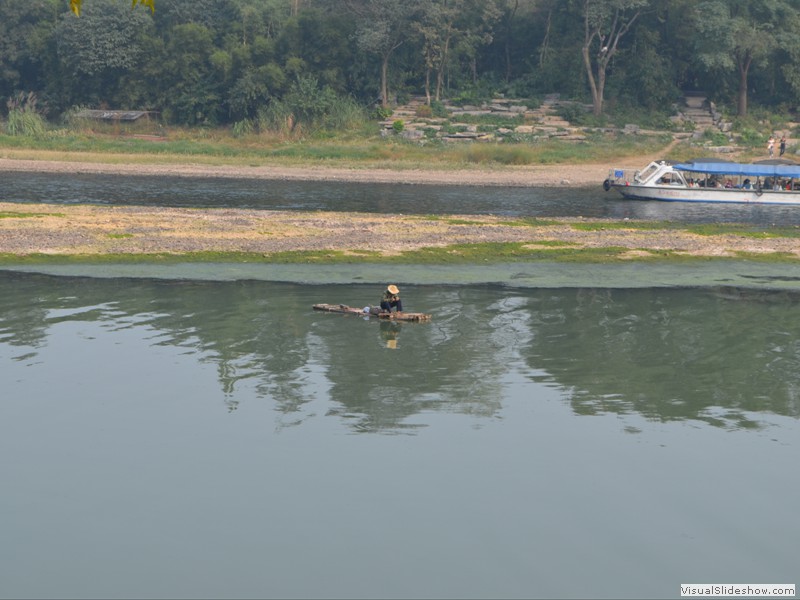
(1, 201, 798, 259)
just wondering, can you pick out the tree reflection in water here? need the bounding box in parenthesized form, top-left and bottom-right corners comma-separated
(2, 272, 799, 432)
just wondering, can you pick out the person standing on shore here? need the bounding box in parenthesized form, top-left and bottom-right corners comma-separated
(780, 136, 787, 157)
(768, 135, 776, 158)
(381, 285, 403, 313)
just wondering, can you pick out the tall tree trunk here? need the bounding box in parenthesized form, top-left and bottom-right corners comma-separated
(737, 55, 752, 117)
(435, 29, 452, 102)
(580, 0, 642, 117)
(504, 0, 519, 82)
(425, 67, 432, 105)
(381, 53, 390, 107)
(539, 9, 552, 69)
(581, 44, 603, 116)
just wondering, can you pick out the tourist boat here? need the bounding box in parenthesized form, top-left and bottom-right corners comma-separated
(313, 303, 431, 322)
(602, 158, 800, 205)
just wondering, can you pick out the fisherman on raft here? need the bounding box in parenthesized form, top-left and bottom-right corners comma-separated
(381, 284, 403, 314)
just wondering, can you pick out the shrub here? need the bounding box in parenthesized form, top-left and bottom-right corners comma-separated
(375, 105, 393, 120)
(392, 119, 405, 133)
(736, 128, 765, 148)
(232, 119, 254, 137)
(415, 104, 433, 118)
(5, 91, 47, 137)
(556, 102, 587, 124)
(257, 76, 366, 135)
(430, 100, 449, 118)
(702, 129, 730, 146)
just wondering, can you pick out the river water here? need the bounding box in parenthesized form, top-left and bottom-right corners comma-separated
(1, 173, 799, 599)
(7, 170, 800, 224)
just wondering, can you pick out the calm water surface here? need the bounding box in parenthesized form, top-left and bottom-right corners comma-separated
(2, 273, 798, 599)
(6, 170, 800, 224)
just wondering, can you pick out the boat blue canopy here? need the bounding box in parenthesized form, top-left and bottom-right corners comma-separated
(673, 161, 800, 178)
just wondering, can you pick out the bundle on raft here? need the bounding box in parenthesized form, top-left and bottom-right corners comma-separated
(312, 304, 431, 322)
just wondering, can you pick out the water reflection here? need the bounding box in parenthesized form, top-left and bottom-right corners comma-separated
(522, 287, 800, 429)
(2, 272, 799, 433)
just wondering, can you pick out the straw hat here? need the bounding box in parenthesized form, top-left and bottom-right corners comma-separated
(387, 285, 399, 294)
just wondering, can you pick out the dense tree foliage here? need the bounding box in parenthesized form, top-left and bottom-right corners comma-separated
(3, 0, 800, 126)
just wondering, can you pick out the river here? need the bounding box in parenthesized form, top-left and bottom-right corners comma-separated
(1, 173, 798, 599)
(6, 170, 800, 224)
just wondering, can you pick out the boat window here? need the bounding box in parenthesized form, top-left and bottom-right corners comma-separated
(656, 172, 685, 186)
(638, 163, 660, 181)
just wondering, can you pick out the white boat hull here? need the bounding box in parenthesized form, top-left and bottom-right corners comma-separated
(611, 183, 800, 205)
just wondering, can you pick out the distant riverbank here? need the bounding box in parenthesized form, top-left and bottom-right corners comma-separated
(0, 156, 610, 188)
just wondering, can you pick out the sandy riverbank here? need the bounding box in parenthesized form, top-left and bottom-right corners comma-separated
(0, 157, 612, 187)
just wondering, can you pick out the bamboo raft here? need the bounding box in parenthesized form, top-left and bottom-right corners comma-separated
(312, 304, 432, 322)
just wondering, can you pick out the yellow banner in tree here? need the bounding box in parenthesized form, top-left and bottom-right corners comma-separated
(132, 0, 155, 12)
(69, 0, 154, 16)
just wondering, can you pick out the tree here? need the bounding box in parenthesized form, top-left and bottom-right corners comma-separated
(415, 0, 460, 103)
(579, 0, 648, 116)
(458, 0, 502, 86)
(0, 0, 59, 103)
(776, 9, 800, 104)
(56, 0, 153, 107)
(692, 0, 797, 117)
(497, 0, 538, 82)
(345, 0, 419, 107)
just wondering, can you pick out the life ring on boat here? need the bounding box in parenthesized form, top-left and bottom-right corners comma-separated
(603, 179, 611, 192)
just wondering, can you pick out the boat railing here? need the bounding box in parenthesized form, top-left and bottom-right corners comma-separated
(608, 168, 639, 183)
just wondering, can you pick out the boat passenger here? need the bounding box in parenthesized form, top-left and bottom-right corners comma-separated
(742, 178, 752, 189)
(381, 285, 403, 313)
(725, 179, 733, 188)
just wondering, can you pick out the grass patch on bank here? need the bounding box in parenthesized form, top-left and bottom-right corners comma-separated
(0, 127, 669, 170)
(0, 243, 751, 266)
(571, 220, 681, 232)
(732, 251, 798, 261)
(0, 211, 65, 219)
(686, 223, 800, 238)
(569, 220, 800, 239)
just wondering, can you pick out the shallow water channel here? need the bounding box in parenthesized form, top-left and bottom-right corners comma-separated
(7, 170, 800, 224)
(1, 174, 799, 599)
